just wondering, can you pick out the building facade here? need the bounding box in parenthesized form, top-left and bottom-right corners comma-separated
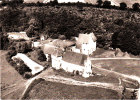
(74, 32, 97, 55)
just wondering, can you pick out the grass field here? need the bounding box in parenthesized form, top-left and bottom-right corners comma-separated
(92, 59, 140, 77)
(1, 49, 139, 99)
(0, 50, 27, 99)
(53, 69, 120, 84)
(90, 48, 140, 77)
(25, 79, 121, 99)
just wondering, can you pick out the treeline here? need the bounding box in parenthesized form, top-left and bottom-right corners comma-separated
(96, 0, 140, 12)
(0, 0, 140, 12)
(0, 0, 23, 7)
(1, 6, 140, 55)
(6, 49, 32, 79)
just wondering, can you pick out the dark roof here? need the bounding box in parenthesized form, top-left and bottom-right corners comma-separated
(43, 44, 63, 57)
(62, 51, 87, 66)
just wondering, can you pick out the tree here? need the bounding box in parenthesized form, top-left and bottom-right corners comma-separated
(0, 8, 21, 32)
(54, 0, 58, 4)
(112, 22, 140, 55)
(120, 2, 127, 10)
(132, 3, 139, 11)
(97, 0, 103, 7)
(26, 17, 41, 37)
(37, 1, 43, 6)
(50, 0, 58, 6)
(103, 1, 111, 8)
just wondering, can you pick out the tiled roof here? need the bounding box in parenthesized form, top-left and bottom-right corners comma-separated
(76, 33, 97, 48)
(41, 38, 53, 44)
(42, 39, 75, 49)
(62, 51, 87, 66)
(43, 44, 63, 57)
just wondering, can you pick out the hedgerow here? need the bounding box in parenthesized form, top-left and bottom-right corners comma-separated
(6, 50, 32, 79)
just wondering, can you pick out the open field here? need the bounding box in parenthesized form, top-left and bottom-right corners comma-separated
(1, 48, 139, 99)
(91, 48, 140, 58)
(53, 69, 120, 84)
(24, 78, 121, 99)
(92, 59, 140, 77)
(0, 50, 27, 99)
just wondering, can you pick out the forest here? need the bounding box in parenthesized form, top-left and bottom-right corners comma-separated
(0, 1, 140, 55)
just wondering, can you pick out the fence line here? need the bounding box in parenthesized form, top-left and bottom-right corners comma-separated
(89, 58, 140, 60)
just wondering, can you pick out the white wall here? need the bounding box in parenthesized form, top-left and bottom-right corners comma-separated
(71, 46, 81, 53)
(83, 59, 92, 78)
(81, 41, 96, 55)
(61, 60, 84, 73)
(58, 0, 85, 3)
(51, 55, 62, 70)
(32, 42, 42, 48)
(50, 54, 92, 78)
(43, 0, 85, 3)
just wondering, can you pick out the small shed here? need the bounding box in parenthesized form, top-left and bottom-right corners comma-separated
(7, 32, 30, 41)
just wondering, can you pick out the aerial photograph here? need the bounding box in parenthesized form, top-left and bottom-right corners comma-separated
(0, 0, 140, 99)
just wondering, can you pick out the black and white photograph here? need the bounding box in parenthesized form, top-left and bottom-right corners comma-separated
(0, 0, 140, 99)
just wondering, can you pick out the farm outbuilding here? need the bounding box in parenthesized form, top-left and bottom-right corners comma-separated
(12, 53, 44, 75)
(7, 32, 30, 41)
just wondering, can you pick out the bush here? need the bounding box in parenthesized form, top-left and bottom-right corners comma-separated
(7, 50, 17, 58)
(14, 41, 32, 53)
(0, 33, 9, 50)
(114, 19, 124, 26)
(9, 60, 17, 67)
(6, 50, 32, 79)
(18, 64, 31, 75)
(24, 72, 32, 79)
(132, 3, 139, 11)
(120, 2, 127, 10)
(97, 0, 103, 7)
(11, 58, 31, 75)
(37, 49, 46, 61)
